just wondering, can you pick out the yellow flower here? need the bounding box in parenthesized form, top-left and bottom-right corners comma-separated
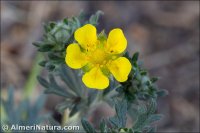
(65, 24, 132, 89)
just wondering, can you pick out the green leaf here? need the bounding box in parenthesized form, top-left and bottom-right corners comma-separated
(88, 90, 98, 105)
(81, 118, 96, 133)
(46, 33, 57, 44)
(46, 74, 75, 98)
(44, 87, 68, 98)
(63, 18, 68, 24)
(73, 17, 81, 28)
(89, 10, 104, 25)
(127, 128, 135, 133)
(55, 101, 72, 114)
(2, 86, 14, 120)
(98, 30, 107, 42)
(69, 100, 85, 117)
(38, 74, 76, 98)
(115, 99, 127, 127)
(138, 104, 147, 114)
(156, 89, 168, 97)
(32, 41, 43, 47)
(39, 60, 47, 67)
(132, 52, 139, 62)
(69, 104, 79, 117)
(59, 68, 75, 91)
(133, 113, 148, 131)
(109, 99, 127, 128)
(49, 22, 56, 29)
(48, 53, 64, 62)
(147, 126, 157, 133)
(146, 114, 163, 124)
(1, 87, 48, 127)
(100, 119, 107, 133)
(140, 70, 147, 76)
(38, 44, 54, 52)
(54, 28, 70, 44)
(59, 65, 82, 96)
(124, 51, 131, 59)
(150, 77, 159, 83)
(120, 128, 131, 132)
(45, 63, 55, 71)
(133, 99, 161, 132)
(32, 94, 46, 115)
(103, 79, 117, 96)
(147, 99, 156, 114)
(37, 76, 49, 88)
(43, 23, 51, 33)
(109, 117, 119, 128)
(77, 10, 86, 24)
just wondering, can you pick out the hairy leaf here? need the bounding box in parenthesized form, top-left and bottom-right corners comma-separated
(81, 118, 96, 133)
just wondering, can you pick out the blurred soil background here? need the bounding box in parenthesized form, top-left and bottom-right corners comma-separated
(1, 1, 199, 132)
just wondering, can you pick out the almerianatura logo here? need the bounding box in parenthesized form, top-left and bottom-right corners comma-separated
(65, 24, 131, 89)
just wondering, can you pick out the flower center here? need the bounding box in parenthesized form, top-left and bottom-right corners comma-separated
(87, 48, 109, 65)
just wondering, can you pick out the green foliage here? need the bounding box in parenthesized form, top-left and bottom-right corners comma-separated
(34, 11, 109, 118)
(37, 65, 92, 116)
(33, 11, 168, 133)
(1, 87, 48, 132)
(88, 11, 104, 26)
(116, 52, 168, 102)
(78, 52, 168, 133)
(81, 118, 96, 133)
(38, 74, 76, 98)
(108, 99, 127, 128)
(132, 99, 163, 132)
(33, 10, 103, 72)
(80, 98, 162, 133)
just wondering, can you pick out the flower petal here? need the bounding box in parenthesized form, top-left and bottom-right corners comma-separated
(75, 24, 97, 50)
(65, 44, 87, 69)
(82, 67, 109, 89)
(106, 28, 127, 54)
(108, 57, 131, 82)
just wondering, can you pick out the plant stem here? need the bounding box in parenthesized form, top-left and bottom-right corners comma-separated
(22, 53, 43, 100)
(62, 85, 120, 126)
